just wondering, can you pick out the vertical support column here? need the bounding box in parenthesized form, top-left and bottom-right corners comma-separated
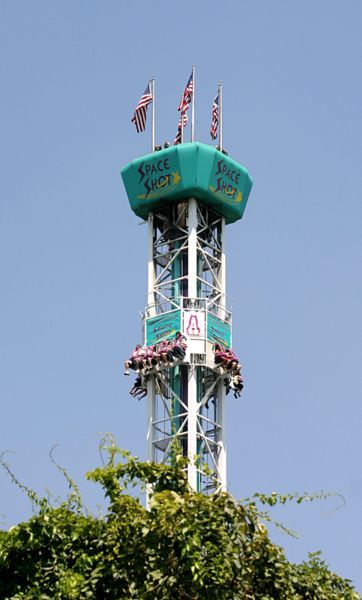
(188, 198, 198, 300)
(146, 377, 156, 508)
(217, 379, 227, 491)
(151, 77, 156, 153)
(147, 212, 155, 464)
(146, 213, 156, 508)
(220, 216, 226, 318)
(218, 216, 227, 491)
(147, 213, 156, 316)
(187, 198, 199, 490)
(187, 366, 198, 490)
(147, 378, 155, 463)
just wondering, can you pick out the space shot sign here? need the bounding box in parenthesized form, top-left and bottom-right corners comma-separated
(208, 155, 243, 205)
(146, 310, 181, 346)
(136, 154, 182, 201)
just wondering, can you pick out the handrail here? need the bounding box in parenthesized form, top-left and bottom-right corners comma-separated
(144, 295, 233, 321)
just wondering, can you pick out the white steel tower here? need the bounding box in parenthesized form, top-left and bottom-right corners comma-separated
(121, 142, 253, 493)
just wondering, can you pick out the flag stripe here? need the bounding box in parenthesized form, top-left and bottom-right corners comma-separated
(178, 72, 193, 114)
(174, 71, 193, 145)
(131, 83, 153, 133)
(210, 93, 219, 140)
(174, 113, 188, 145)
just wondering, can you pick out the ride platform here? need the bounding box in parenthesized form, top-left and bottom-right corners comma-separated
(121, 142, 253, 224)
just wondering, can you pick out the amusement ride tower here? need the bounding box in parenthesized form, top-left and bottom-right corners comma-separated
(121, 141, 252, 493)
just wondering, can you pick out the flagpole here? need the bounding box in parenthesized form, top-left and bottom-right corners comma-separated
(219, 81, 223, 152)
(180, 73, 184, 143)
(191, 64, 195, 142)
(151, 77, 155, 152)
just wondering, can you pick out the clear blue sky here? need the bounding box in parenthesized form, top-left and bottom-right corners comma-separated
(1, 0, 361, 590)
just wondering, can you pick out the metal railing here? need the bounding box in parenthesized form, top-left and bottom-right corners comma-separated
(144, 295, 233, 322)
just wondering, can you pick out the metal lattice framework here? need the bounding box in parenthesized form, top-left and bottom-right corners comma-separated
(145, 202, 232, 317)
(146, 199, 230, 493)
(149, 367, 226, 492)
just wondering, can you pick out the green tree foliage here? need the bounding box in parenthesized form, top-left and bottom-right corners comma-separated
(0, 439, 360, 599)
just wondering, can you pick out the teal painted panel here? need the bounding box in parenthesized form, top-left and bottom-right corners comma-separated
(207, 313, 231, 348)
(121, 142, 253, 224)
(207, 152, 253, 222)
(121, 147, 186, 222)
(146, 310, 181, 346)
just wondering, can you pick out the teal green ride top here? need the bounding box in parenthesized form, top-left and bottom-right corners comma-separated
(121, 142, 253, 224)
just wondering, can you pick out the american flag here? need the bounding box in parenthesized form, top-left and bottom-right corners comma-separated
(210, 93, 219, 140)
(174, 113, 188, 145)
(178, 72, 193, 115)
(131, 83, 153, 132)
(174, 71, 193, 145)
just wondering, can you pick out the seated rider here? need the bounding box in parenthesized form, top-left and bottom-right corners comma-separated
(130, 375, 147, 400)
(145, 344, 158, 368)
(172, 331, 187, 360)
(214, 344, 231, 368)
(214, 343, 226, 363)
(158, 340, 175, 366)
(124, 344, 145, 375)
(165, 340, 176, 363)
(225, 352, 241, 375)
(214, 344, 241, 375)
(230, 374, 244, 397)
